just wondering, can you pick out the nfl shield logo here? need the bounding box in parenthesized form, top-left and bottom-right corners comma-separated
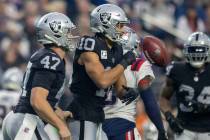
(101, 50, 107, 59)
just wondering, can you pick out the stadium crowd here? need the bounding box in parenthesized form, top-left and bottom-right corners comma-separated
(0, 0, 210, 140)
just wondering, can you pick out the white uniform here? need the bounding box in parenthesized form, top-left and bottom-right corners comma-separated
(98, 59, 155, 140)
(104, 59, 155, 122)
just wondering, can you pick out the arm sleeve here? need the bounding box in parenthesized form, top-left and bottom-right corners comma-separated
(31, 70, 57, 90)
(140, 87, 165, 133)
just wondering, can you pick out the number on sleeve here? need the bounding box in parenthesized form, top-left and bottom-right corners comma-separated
(40, 56, 61, 70)
(78, 37, 95, 51)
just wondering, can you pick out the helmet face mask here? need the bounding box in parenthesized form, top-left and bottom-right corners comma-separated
(120, 26, 140, 56)
(36, 12, 80, 51)
(90, 4, 129, 44)
(183, 32, 210, 68)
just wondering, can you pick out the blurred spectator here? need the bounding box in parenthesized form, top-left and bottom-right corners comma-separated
(0, 39, 26, 71)
(174, 0, 206, 22)
(23, 0, 41, 54)
(176, 7, 205, 41)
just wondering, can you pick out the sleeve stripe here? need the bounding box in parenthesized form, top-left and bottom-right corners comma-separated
(131, 58, 146, 71)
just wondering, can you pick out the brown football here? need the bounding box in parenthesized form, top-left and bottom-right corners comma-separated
(142, 36, 170, 67)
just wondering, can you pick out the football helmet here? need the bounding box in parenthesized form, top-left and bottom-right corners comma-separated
(183, 32, 210, 68)
(121, 26, 141, 56)
(90, 4, 129, 43)
(1, 67, 24, 91)
(36, 12, 79, 51)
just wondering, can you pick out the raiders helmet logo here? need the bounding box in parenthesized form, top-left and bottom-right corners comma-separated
(100, 12, 111, 24)
(49, 21, 61, 33)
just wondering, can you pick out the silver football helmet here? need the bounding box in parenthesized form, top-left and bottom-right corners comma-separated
(121, 26, 141, 56)
(36, 12, 79, 51)
(1, 67, 24, 91)
(183, 32, 210, 68)
(90, 4, 129, 43)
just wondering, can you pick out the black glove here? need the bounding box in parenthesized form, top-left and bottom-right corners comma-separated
(158, 131, 168, 140)
(121, 86, 139, 105)
(119, 51, 136, 69)
(165, 111, 184, 135)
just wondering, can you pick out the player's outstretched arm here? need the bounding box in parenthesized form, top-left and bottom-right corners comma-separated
(160, 77, 184, 135)
(80, 51, 135, 89)
(138, 76, 168, 140)
(31, 87, 71, 140)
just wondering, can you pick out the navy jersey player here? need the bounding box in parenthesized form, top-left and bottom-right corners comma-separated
(100, 27, 167, 140)
(67, 4, 136, 140)
(2, 12, 79, 140)
(160, 32, 210, 140)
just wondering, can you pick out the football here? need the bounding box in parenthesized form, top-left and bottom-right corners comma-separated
(142, 36, 170, 67)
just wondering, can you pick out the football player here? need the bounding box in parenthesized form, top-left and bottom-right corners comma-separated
(160, 32, 210, 140)
(2, 12, 79, 140)
(100, 27, 168, 140)
(67, 4, 136, 140)
(0, 67, 23, 127)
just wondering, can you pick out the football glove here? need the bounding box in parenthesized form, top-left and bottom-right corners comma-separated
(121, 86, 139, 105)
(158, 131, 168, 140)
(120, 51, 136, 69)
(165, 111, 183, 135)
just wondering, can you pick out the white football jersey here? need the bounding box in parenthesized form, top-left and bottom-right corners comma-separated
(104, 59, 155, 122)
(0, 90, 20, 126)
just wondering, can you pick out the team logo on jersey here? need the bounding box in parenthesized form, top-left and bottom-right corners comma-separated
(100, 12, 111, 24)
(49, 21, 61, 33)
(101, 50, 107, 59)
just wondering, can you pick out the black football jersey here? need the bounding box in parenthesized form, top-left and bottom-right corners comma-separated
(166, 62, 210, 132)
(15, 48, 65, 115)
(69, 35, 123, 122)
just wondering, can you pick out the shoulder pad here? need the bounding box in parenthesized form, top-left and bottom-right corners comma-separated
(166, 61, 184, 76)
(30, 48, 63, 71)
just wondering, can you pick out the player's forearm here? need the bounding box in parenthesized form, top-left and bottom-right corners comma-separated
(160, 86, 173, 112)
(140, 87, 165, 132)
(31, 98, 67, 130)
(96, 64, 124, 89)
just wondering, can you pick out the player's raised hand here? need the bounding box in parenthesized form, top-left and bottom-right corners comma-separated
(120, 51, 136, 69)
